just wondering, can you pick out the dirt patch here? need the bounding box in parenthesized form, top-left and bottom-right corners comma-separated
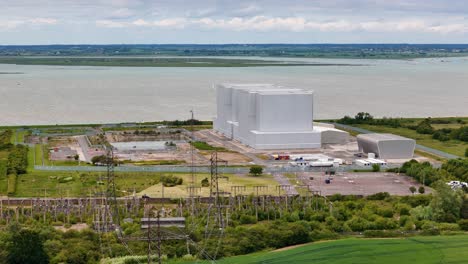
(54, 223, 89, 232)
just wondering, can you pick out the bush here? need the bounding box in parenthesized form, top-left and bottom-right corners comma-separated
(418, 186, 425, 194)
(367, 192, 390, 201)
(437, 223, 460, 231)
(249, 165, 263, 176)
(160, 175, 183, 187)
(239, 215, 257, 224)
(372, 164, 381, 172)
(363, 230, 401, 238)
(458, 219, 468, 231)
(415, 119, 434, 134)
(201, 177, 209, 187)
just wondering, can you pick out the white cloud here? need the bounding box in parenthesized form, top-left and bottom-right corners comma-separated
(96, 19, 126, 28)
(153, 18, 186, 28)
(29, 18, 58, 25)
(107, 8, 134, 19)
(0, 20, 25, 30)
(0, 18, 57, 30)
(95, 15, 468, 35)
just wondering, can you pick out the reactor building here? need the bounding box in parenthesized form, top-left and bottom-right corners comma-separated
(213, 83, 346, 150)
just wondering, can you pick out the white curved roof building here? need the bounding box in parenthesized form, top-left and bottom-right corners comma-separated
(357, 133, 416, 159)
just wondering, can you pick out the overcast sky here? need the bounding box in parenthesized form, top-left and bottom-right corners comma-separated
(1, 0, 468, 44)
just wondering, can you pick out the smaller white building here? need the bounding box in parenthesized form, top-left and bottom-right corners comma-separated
(357, 133, 416, 159)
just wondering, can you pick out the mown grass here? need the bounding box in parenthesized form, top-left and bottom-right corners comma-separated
(184, 235, 468, 264)
(191, 141, 228, 152)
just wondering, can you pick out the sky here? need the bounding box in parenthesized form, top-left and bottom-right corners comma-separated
(1, 0, 468, 44)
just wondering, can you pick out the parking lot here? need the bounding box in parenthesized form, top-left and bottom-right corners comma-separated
(295, 172, 430, 196)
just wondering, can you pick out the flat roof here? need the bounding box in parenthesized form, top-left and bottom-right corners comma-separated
(357, 133, 414, 142)
(219, 83, 313, 95)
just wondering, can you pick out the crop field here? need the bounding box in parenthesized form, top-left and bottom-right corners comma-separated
(192, 235, 468, 264)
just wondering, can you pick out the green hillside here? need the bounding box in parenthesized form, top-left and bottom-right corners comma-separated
(197, 235, 468, 264)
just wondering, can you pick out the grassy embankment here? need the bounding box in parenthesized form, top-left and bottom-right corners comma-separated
(185, 235, 468, 264)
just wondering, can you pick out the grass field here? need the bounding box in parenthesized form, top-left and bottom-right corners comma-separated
(190, 235, 468, 264)
(356, 123, 467, 157)
(1, 169, 280, 197)
(138, 173, 280, 198)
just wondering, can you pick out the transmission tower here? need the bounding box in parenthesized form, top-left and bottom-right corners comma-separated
(189, 110, 196, 198)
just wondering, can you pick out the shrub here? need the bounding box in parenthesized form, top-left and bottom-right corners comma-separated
(372, 164, 381, 172)
(367, 192, 390, 201)
(418, 186, 425, 194)
(160, 175, 183, 187)
(201, 177, 209, 187)
(249, 165, 263, 176)
(458, 219, 468, 231)
(239, 215, 257, 224)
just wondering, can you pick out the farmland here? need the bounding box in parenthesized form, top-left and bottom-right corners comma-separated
(189, 235, 468, 264)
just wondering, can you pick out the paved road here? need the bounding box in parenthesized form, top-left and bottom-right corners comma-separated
(273, 173, 299, 195)
(34, 163, 399, 174)
(333, 123, 460, 160)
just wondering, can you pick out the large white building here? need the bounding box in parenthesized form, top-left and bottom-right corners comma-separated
(213, 84, 324, 149)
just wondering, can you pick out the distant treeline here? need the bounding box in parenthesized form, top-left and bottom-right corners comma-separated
(1, 44, 468, 58)
(338, 113, 468, 143)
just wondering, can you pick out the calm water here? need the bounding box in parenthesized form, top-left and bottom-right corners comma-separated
(0, 57, 467, 125)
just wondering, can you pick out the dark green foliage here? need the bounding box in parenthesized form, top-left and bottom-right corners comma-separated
(415, 119, 434, 134)
(7, 228, 49, 264)
(395, 160, 443, 186)
(201, 177, 209, 187)
(338, 113, 402, 128)
(0, 130, 13, 150)
(418, 186, 425, 194)
(430, 182, 464, 222)
(249, 166, 263, 176)
(458, 219, 468, 231)
(6, 145, 28, 175)
(441, 159, 468, 182)
(367, 192, 390, 201)
(164, 119, 206, 126)
(409, 186, 416, 194)
(465, 148, 468, 157)
(160, 175, 183, 187)
(372, 164, 381, 172)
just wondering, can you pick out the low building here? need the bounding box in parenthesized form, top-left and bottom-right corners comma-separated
(357, 133, 416, 159)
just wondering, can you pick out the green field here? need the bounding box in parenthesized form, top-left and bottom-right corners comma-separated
(193, 235, 468, 264)
(2, 169, 280, 197)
